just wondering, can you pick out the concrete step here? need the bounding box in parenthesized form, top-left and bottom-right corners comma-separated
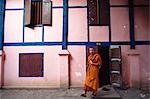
(95, 85, 121, 99)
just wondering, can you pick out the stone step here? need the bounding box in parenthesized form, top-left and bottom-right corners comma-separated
(95, 85, 121, 99)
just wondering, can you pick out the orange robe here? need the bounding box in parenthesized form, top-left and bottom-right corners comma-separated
(84, 53, 102, 92)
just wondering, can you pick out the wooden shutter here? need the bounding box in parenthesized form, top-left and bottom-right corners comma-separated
(87, 0, 109, 25)
(19, 53, 43, 77)
(99, 0, 109, 25)
(25, 0, 31, 26)
(31, 0, 42, 25)
(88, 0, 99, 25)
(42, 0, 52, 26)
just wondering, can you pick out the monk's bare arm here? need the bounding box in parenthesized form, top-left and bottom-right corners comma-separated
(91, 55, 102, 66)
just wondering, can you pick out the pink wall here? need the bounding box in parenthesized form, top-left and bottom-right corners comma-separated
(68, 8, 87, 42)
(111, 7, 130, 41)
(133, 0, 149, 5)
(121, 45, 130, 88)
(69, 0, 87, 6)
(3, 46, 62, 88)
(51, 0, 63, 6)
(89, 26, 109, 42)
(120, 45, 150, 89)
(4, 10, 23, 43)
(136, 45, 150, 89)
(68, 46, 86, 87)
(6, 0, 24, 9)
(3, 0, 149, 89)
(110, 0, 128, 5)
(44, 9, 63, 42)
(25, 27, 43, 42)
(134, 7, 149, 41)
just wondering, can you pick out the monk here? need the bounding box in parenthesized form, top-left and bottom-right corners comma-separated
(81, 47, 102, 98)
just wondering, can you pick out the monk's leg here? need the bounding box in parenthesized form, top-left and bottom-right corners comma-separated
(81, 87, 87, 97)
(92, 90, 97, 96)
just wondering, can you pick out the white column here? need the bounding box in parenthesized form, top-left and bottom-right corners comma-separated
(59, 50, 70, 88)
(127, 50, 140, 88)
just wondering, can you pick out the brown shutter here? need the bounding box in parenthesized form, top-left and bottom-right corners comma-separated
(19, 53, 43, 77)
(42, 0, 52, 26)
(88, 0, 99, 25)
(25, 0, 31, 26)
(99, 0, 109, 25)
(87, 0, 109, 25)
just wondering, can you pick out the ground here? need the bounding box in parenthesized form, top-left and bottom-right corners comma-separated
(0, 86, 149, 99)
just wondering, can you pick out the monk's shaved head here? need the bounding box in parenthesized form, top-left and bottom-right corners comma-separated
(89, 47, 95, 55)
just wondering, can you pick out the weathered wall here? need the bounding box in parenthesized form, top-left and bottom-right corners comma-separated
(2, 0, 149, 88)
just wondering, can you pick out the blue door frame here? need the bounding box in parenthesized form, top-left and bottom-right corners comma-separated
(0, 0, 5, 50)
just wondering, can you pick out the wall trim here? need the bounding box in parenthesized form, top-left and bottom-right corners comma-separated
(3, 41, 150, 47)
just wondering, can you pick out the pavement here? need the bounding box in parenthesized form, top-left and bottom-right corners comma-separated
(0, 85, 149, 99)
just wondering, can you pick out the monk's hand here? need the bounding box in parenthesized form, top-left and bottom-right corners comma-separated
(89, 60, 93, 64)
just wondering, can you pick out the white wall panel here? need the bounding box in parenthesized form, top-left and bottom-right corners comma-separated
(6, 0, 24, 9)
(69, 0, 87, 6)
(110, 0, 128, 5)
(68, 8, 88, 42)
(111, 8, 130, 41)
(51, 0, 63, 6)
(89, 26, 109, 42)
(3, 46, 61, 88)
(24, 27, 43, 42)
(134, 7, 149, 41)
(4, 10, 23, 43)
(44, 9, 63, 42)
(68, 46, 86, 87)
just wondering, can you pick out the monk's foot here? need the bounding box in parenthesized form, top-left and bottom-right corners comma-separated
(81, 93, 87, 97)
(91, 95, 96, 98)
(91, 93, 96, 98)
(102, 87, 110, 91)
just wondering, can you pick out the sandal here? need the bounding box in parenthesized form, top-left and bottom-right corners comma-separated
(81, 93, 87, 97)
(91, 93, 96, 98)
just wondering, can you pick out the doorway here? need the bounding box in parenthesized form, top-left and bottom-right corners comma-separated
(98, 46, 110, 87)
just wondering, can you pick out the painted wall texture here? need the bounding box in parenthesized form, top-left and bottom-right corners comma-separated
(0, 0, 149, 89)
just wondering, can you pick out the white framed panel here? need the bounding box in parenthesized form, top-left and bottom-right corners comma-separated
(68, 8, 88, 42)
(133, 0, 149, 5)
(69, 0, 87, 6)
(134, 7, 149, 41)
(44, 9, 63, 42)
(111, 7, 130, 41)
(51, 0, 63, 6)
(89, 26, 109, 42)
(6, 0, 24, 9)
(4, 10, 24, 43)
(68, 46, 86, 87)
(110, 0, 128, 5)
(24, 27, 43, 42)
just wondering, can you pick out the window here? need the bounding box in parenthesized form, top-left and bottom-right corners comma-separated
(87, 0, 109, 25)
(19, 53, 44, 77)
(25, 0, 52, 27)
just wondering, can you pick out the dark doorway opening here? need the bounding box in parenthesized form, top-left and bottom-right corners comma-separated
(98, 46, 110, 87)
